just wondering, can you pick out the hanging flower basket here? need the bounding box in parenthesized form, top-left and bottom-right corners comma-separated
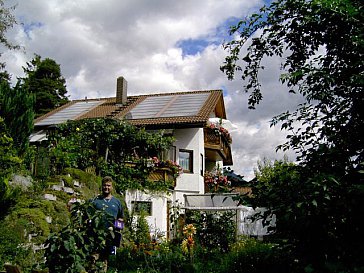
(150, 157, 183, 178)
(204, 168, 230, 192)
(206, 122, 232, 144)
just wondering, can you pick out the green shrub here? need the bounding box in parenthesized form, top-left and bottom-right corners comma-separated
(131, 210, 151, 246)
(0, 220, 33, 270)
(6, 207, 50, 244)
(63, 168, 101, 199)
(45, 202, 115, 273)
(12, 193, 70, 233)
(218, 237, 295, 273)
(110, 240, 188, 273)
(110, 238, 294, 273)
(187, 210, 236, 253)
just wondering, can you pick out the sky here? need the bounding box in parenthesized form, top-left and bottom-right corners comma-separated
(2, 0, 303, 180)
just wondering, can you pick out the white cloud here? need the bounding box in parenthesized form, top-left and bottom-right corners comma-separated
(2, 0, 301, 180)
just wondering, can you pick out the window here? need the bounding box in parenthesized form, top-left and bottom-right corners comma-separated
(200, 153, 204, 176)
(179, 149, 193, 173)
(162, 146, 176, 162)
(131, 201, 152, 216)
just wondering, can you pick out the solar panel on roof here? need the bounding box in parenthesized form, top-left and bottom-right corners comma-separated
(127, 96, 171, 119)
(35, 100, 105, 126)
(127, 93, 209, 119)
(160, 93, 209, 117)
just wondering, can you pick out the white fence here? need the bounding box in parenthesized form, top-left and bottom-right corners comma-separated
(184, 193, 276, 237)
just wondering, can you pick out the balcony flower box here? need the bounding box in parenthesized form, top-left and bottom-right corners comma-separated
(204, 168, 230, 193)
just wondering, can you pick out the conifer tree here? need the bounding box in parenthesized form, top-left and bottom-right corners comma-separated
(0, 80, 35, 155)
(22, 55, 69, 117)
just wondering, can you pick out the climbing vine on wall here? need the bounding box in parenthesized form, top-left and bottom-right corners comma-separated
(46, 118, 176, 193)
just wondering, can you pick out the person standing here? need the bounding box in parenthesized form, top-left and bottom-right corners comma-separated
(91, 176, 124, 271)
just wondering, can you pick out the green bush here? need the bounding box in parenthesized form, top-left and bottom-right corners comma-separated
(109, 236, 295, 273)
(14, 194, 71, 233)
(0, 168, 112, 272)
(187, 210, 236, 253)
(218, 237, 296, 273)
(63, 168, 101, 199)
(110, 240, 188, 273)
(45, 202, 115, 273)
(130, 210, 151, 246)
(5, 207, 50, 244)
(0, 220, 33, 270)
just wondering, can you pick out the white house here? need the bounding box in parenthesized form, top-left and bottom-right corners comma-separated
(31, 76, 234, 238)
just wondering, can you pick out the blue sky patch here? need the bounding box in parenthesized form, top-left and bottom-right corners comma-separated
(176, 39, 218, 57)
(216, 16, 242, 40)
(176, 0, 273, 56)
(221, 86, 229, 97)
(176, 16, 242, 57)
(22, 21, 44, 39)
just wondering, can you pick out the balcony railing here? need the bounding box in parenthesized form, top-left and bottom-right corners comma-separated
(123, 161, 177, 187)
(204, 128, 231, 160)
(149, 167, 176, 186)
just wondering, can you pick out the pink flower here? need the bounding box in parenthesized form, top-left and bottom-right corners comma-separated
(152, 157, 160, 164)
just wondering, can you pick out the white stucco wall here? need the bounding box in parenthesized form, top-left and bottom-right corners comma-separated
(125, 190, 172, 238)
(124, 127, 206, 238)
(173, 128, 205, 198)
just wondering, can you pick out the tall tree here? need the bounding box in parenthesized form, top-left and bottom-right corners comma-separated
(0, 80, 34, 155)
(222, 0, 364, 270)
(221, 0, 363, 171)
(0, 0, 19, 81)
(22, 55, 69, 117)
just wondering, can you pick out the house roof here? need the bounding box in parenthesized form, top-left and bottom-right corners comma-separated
(33, 87, 233, 165)
(223, 167, 248, 186)
(34, 89, 227, 129)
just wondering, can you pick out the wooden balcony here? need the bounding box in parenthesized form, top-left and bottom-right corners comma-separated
(149, 167, 176, 187)
(123, 161, 177, 187)
(204, 128, 233, 165)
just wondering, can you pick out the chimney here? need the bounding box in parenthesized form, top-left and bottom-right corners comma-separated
(116, 76, 127, 105)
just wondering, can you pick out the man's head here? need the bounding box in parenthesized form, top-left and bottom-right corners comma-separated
(101, 176, 113, 197)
